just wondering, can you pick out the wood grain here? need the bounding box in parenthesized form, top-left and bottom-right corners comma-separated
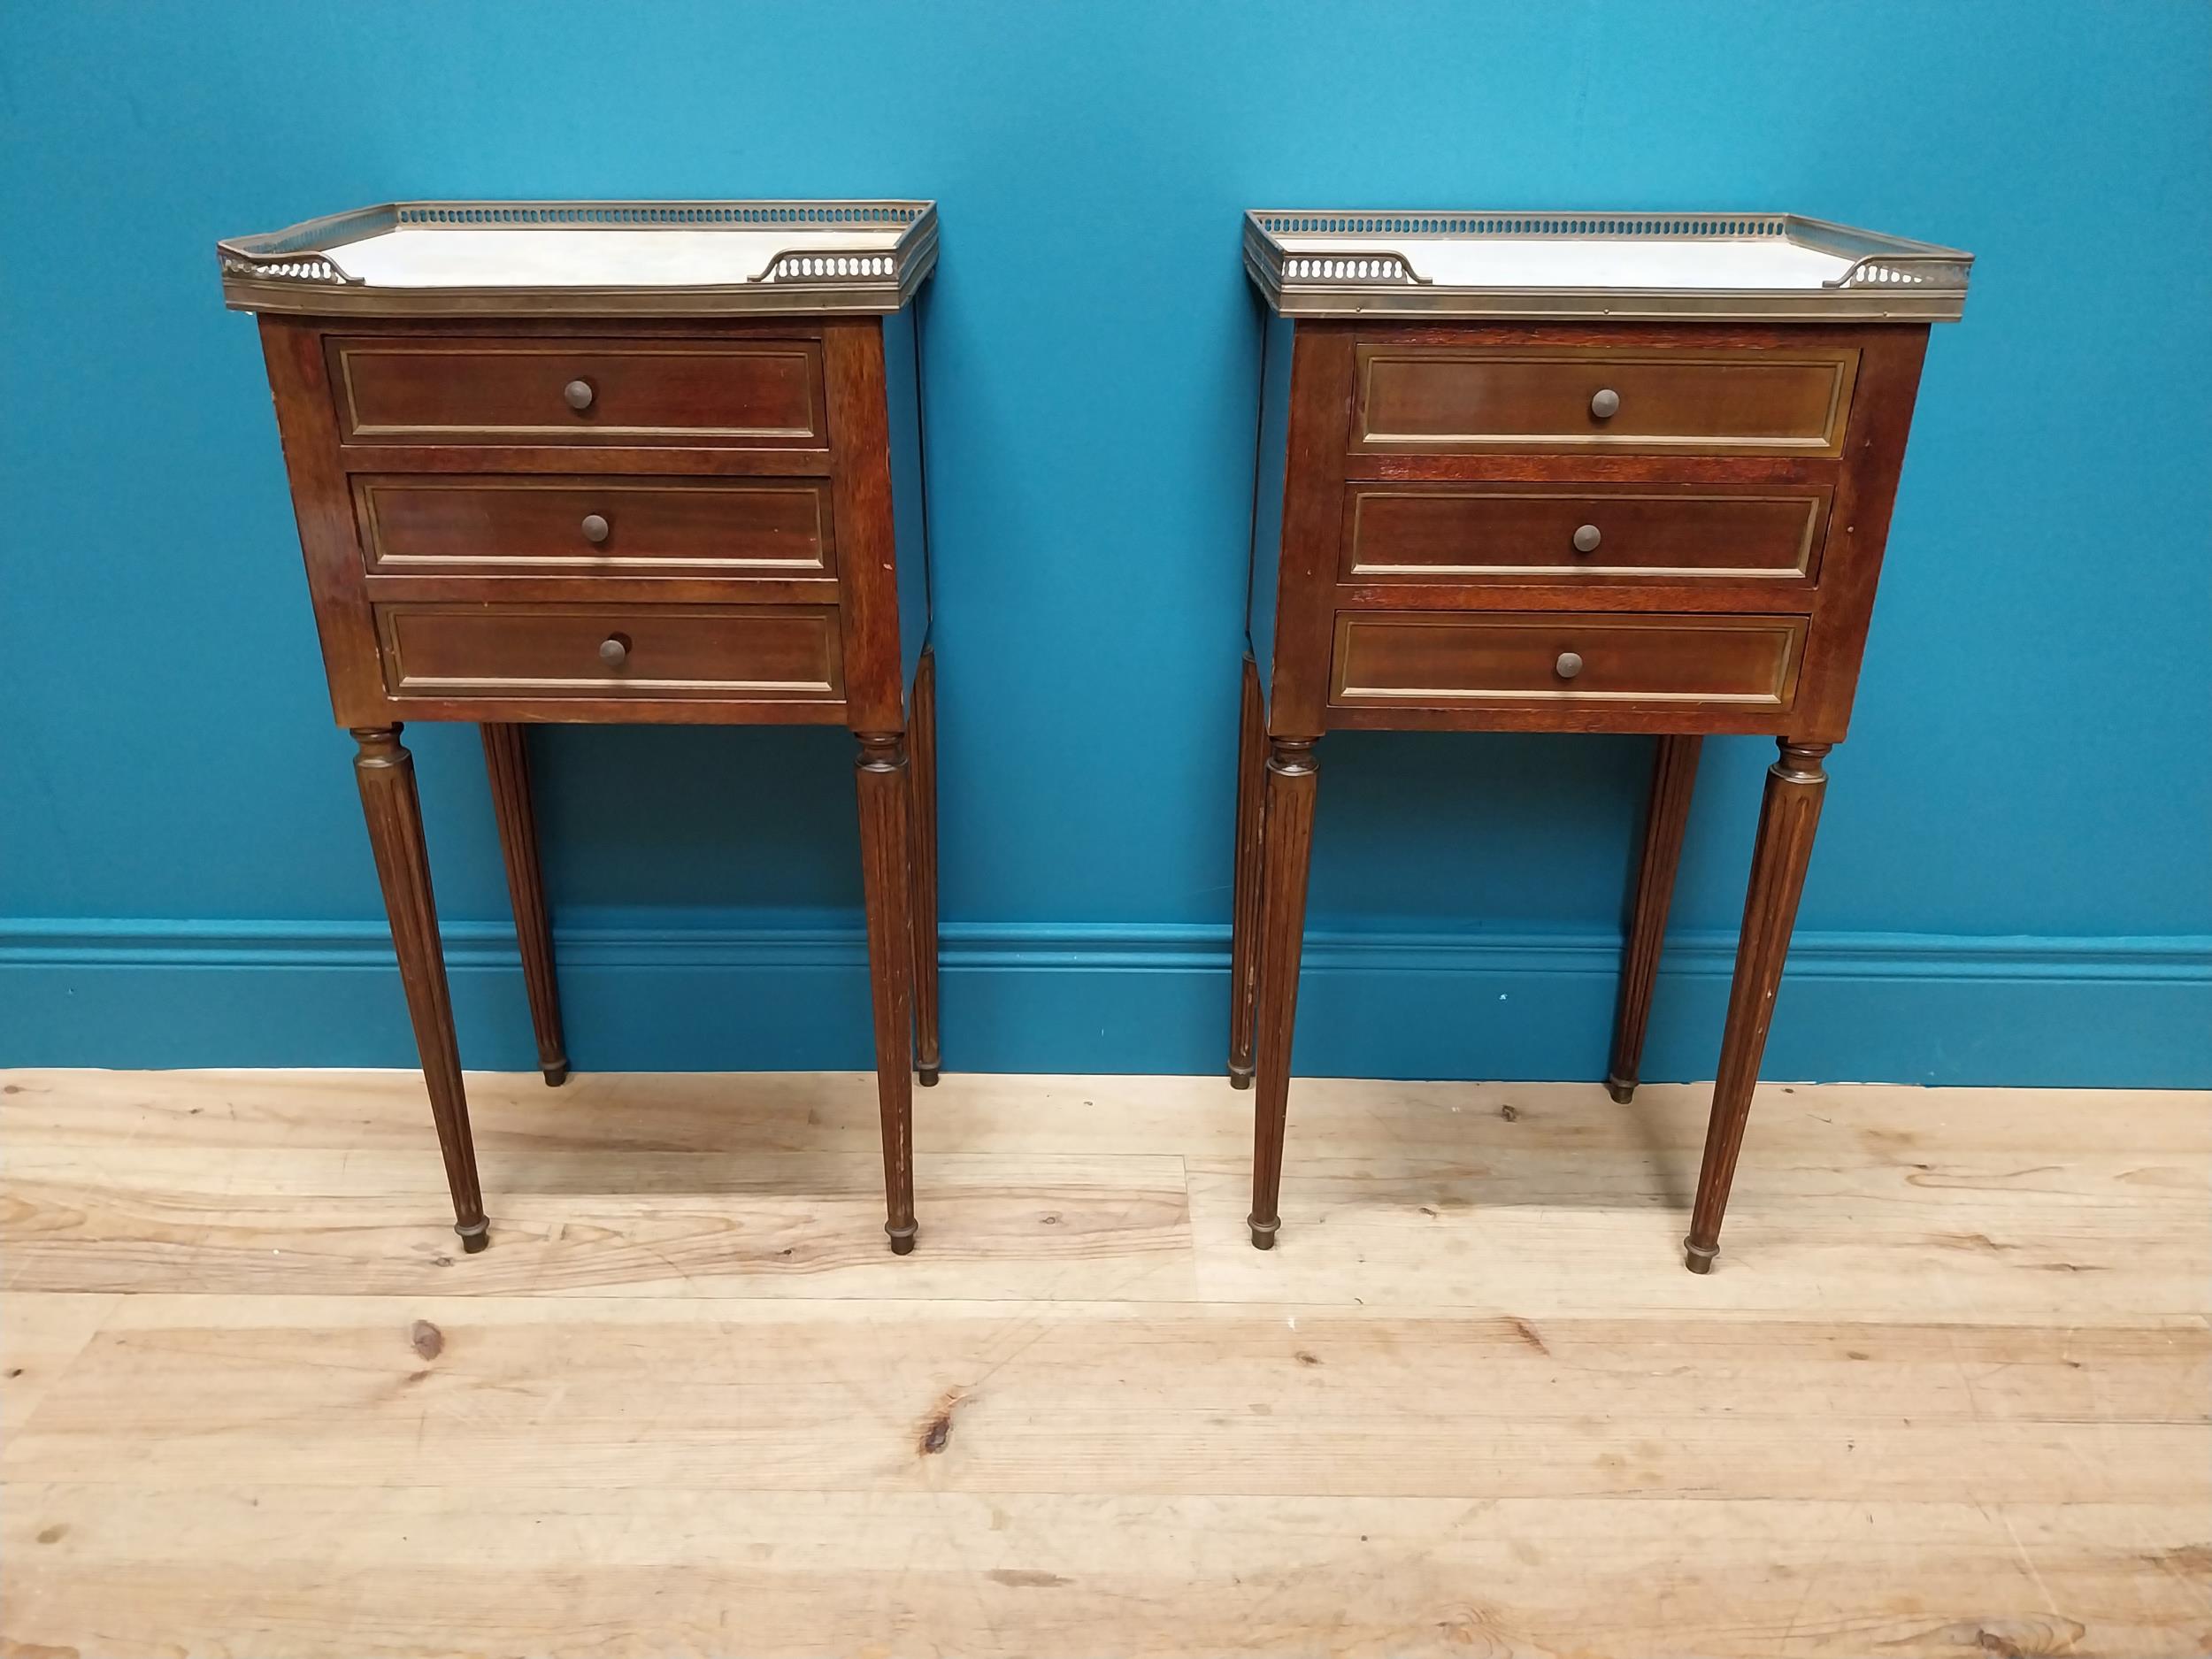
(9, 1488, 2207, 1659)
(823, 318, 905, 733)
(0, 1294, 116, 1433)
(2, 1067, 2208, 1655)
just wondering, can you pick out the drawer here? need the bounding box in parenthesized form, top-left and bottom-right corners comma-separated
(1331, 612, 1805, 710)
(1352, 344, 1857, 457)
(1342, 482, 1828, 581)
(356, 477, 833, 577)
(375, 603, 843, 703)
(328, 337, 825, 447)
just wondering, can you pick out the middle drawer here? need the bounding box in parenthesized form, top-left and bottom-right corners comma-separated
(1342, 480, 1829, 583)
(355, 476, 834, 579)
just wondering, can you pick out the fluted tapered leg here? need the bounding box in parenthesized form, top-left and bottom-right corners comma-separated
(1248, 736, 1319, 1249)
(480, 722, 569, 1087)
(352, 726, 488, 1254)
(1608, 734, 1701, 1103)
(908, 650, 942, 1087)
(856, 731, 919, 1254)
(1227, 655, 1267, 1089)
(1686, 741, 1831, 1274)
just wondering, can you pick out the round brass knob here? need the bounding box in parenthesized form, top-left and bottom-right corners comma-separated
(1589, 388, 1620, 419)
(1555, 651, 1584, 680)
(580, 513, 610, 544)
(564, 379, 595, 411)
(1571, 524, 1601, 554)
(598, 635, 629, 667)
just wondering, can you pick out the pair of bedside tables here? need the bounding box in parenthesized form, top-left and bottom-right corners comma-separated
(219, 201, 1969, 1271)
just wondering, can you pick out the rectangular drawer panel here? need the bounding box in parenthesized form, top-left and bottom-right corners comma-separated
(1332, 612, 1804, 709)
(375, 603, 843, 703)
(330, 338, 825, 446)
(356, 477, 833, 577)
(1353, 344, 1857, 456)
(1343, 482, 1828, 581)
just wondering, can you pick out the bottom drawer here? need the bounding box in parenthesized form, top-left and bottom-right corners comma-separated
(1331, 611, 1804, 710)
(375, 603, 844, 703)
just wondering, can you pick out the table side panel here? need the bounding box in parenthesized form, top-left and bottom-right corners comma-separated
(1266, 324, 1358, 735)
(1246, 311, 1295, 703)
(257, 316, 391, 727)
(883, 303, 933, 701)
(824, 318, 905, 731)
(1791, 325, 1932, 743)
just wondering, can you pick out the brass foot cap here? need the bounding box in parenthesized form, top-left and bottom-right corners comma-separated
(918, 1066, 941, 1087)
(1604, 1075, 1635, 1105)
(887, 1224, 918, 1256)
(542, 1061, 571, 1087)
(1248, 1217, 1279, 1251)
(456, 1221, 490, 1256)
(1228, 1062, 1255, 1090)
(1683, 1237, 1718, 1275)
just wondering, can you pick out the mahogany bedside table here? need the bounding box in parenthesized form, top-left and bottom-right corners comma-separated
(1228, 211, 1971, 1271)
(219, 200, 941, 1256)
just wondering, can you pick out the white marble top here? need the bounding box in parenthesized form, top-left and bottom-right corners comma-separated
(1275, 234, 1855, 291)
(331, 227, 908, 288)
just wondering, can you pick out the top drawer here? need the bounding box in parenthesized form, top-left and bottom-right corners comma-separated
(326, 336, 826, 449)
(1353, 343, 1858, 457)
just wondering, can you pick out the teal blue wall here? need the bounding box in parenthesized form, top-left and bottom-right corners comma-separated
(4, 1, 2208, 1085)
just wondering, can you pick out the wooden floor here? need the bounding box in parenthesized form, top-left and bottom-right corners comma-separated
(2, 1067, 2207, 1657)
